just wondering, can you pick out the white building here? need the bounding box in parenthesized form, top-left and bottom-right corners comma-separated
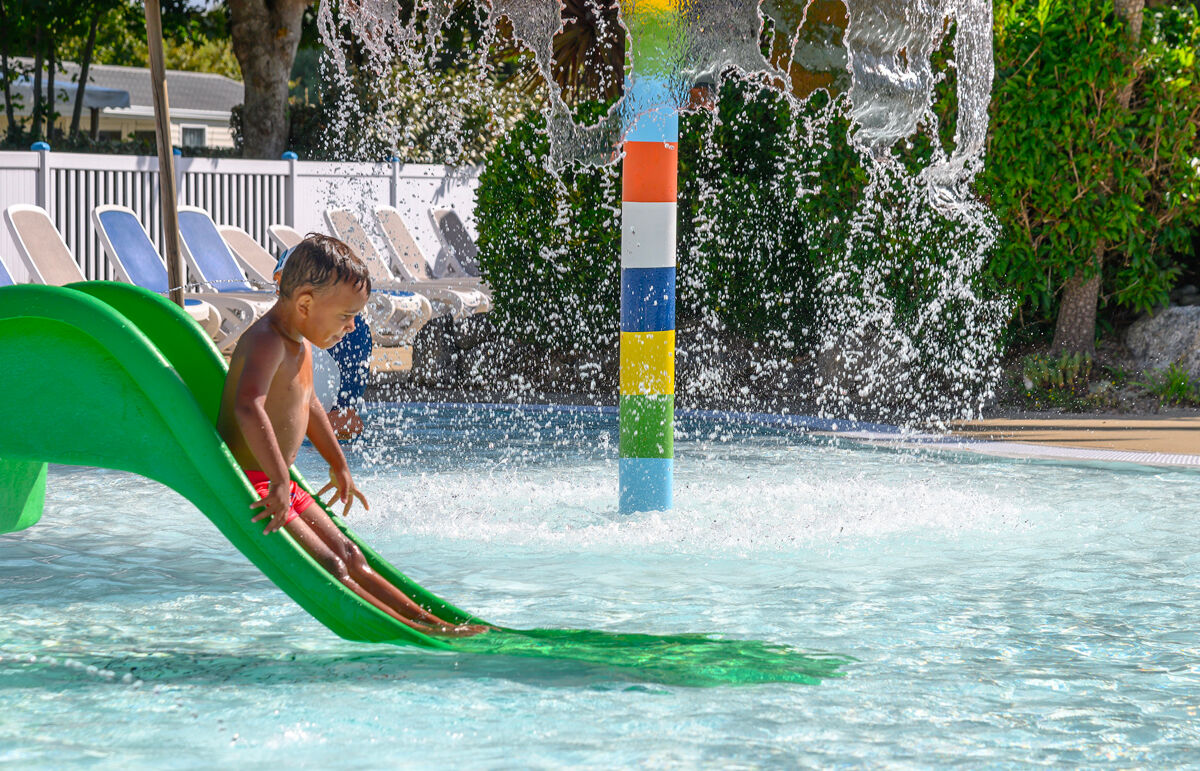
(4, 58, 242, 150)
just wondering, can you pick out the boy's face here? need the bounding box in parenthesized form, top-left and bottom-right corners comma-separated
(296, 280, 370, 349)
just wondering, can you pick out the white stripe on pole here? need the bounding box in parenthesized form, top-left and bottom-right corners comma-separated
(620, 202, 677, 269)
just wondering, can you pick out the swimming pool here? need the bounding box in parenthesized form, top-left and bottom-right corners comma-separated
(2, 404, 1198, 767)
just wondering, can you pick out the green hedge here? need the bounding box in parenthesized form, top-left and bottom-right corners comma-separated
(475, 105, 622, 352)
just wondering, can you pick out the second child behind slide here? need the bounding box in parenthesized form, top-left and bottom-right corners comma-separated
(217, 234, 485, 638)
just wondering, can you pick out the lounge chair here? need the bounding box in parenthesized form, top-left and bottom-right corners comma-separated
(270, 221, 433, 348)
(373, 205, 492, 311)
(176, 206, 277, 295)
(429, 207, 483, 278)
(268, 223, 303, 253)
(270, 222, 434, 336)
(218, 224, 277, 285)
(323, 207, 487, 320)
(91, 204, 267, 353)
(179, 206, 430, 348)
(5, 203, 222, 340)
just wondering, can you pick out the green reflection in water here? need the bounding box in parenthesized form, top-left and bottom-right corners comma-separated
(451, 628, 853, 687)
(0, 631, 850, 691)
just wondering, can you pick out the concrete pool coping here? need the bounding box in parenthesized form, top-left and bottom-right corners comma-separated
(372, 402, 1200, 471)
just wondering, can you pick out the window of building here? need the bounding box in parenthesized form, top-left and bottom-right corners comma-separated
(181, 126, 206, 148)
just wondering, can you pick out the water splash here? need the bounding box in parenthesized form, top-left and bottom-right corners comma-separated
(317, 0, 991, 181)
(315, 0, 1007, 425)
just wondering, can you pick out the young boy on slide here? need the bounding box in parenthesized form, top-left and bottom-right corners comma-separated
(217, 234, 484, 637)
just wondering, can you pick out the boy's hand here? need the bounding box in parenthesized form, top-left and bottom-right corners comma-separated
(317, 465, 370, 517)
(250, 481, 291, 534)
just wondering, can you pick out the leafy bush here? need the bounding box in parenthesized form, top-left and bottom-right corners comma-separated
(1015, 351, 1094, 408)
(677, 87, 841, 347)
(1137, 363, 1200, 406)
(1021, 351, 1092, 390)
(475, 81, 1001, 379)
(474, 105, 622, 352)
(471, 5, 1200, 409)
(475, 87, 837, 354)
(982, 1, 1200, 328)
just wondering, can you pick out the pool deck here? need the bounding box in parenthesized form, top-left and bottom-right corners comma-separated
(815, 415, 1200, 469)
(952, 416, 1200, 454)
(933, 416, 1200, 469)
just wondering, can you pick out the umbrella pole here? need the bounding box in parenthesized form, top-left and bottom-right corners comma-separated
(143, 0, 185, 307)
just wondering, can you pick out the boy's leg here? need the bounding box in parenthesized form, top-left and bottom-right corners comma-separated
(293, 500, 453, 628)
(281, 515, 438, 630)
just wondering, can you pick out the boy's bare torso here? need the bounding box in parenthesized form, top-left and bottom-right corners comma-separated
(217, 316, 313, 471)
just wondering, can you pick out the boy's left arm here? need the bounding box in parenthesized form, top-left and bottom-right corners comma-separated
(307, 394, 369, 516)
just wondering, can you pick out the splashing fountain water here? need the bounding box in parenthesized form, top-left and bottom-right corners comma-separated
(316, 0, 1006, 511)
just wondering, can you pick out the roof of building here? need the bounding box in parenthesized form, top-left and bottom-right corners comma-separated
(13, 57, 242, 115)
(11, 76, 131, 109)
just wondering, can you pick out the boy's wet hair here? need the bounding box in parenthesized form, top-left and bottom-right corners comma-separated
(278, 234, 371, 298)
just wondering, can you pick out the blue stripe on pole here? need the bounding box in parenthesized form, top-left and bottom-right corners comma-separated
(623, 76, 679, 143)
(626, 111, 679, 143)
(621, 267, 675, 333)
(619, 457, 673, 512)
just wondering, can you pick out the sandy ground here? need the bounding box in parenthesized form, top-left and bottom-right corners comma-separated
(952, 416, 1200, 455)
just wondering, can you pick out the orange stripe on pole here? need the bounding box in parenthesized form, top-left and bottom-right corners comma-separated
(622, 141, 678, 203)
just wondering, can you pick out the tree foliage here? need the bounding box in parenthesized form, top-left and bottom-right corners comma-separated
(0, 0, 240, 147)
(982, 1, 1200, 331)
(480, 1, 1200, 362)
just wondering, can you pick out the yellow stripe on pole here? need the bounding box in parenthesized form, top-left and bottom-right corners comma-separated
(624, 0, 681, 13)
(620, 330, 676, 395)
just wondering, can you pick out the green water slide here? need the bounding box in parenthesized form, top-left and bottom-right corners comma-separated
(0, 283, 849, 685)
(0, 282, 478, 649)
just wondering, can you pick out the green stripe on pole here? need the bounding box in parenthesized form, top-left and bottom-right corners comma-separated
(619, 394, 675, 458)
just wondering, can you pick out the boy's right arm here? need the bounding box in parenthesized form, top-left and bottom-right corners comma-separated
(233, 331, 292, 533)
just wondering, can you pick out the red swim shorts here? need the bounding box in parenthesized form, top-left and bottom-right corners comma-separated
(245, 470, 314, 525)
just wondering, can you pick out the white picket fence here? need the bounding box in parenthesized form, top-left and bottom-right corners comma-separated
(0, 148, 480, 284)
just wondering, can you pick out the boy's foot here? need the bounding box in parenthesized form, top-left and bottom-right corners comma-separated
(429, 623, 493, 638)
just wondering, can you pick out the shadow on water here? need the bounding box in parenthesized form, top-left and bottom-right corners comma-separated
(1, 629, 852, 690)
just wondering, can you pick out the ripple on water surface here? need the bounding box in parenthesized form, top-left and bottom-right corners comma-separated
(2, 405, 1199, 768)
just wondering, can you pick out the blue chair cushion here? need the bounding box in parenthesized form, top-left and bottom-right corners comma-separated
(98, 209, 168, 294)
(178, 210, 256, 293)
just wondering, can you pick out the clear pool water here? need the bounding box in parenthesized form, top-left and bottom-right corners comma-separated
(3, 404, 1199, 768)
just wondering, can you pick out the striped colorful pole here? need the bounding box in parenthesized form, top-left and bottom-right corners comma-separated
(619, 0, 679, 513)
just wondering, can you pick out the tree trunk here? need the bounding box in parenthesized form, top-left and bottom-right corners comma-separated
(70, 7, 102, 140)
(228, 0, 310, 159)
(1049, 0, 1145, 356)
(31, 24, 43, 140)
(1050, 248, 1103, 355)
(0, 0, 15, 139)
(45, 43, 55, 141)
